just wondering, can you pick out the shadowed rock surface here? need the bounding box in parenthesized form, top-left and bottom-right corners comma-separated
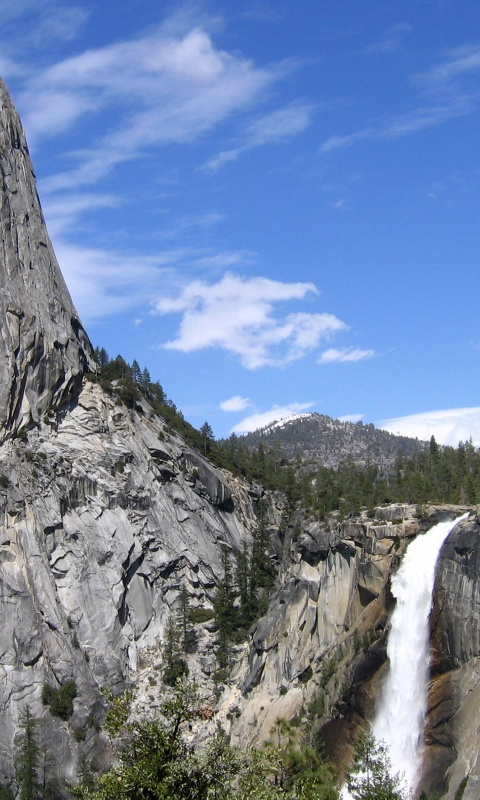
(425, 513, 480, 800)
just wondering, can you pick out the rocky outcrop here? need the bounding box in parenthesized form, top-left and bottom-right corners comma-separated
(0, 382, 259, 786)
(227, 508, 420, 749)
(424, 513, 480, 800)
(0, 78, 94, 442)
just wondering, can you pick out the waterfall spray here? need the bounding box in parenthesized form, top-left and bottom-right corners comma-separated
(372, 514, 468, 792)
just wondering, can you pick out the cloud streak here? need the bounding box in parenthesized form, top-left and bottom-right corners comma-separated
(322, 44, 480, 153)
(203, 101, 315, 171)
(318, 347, 375, 364)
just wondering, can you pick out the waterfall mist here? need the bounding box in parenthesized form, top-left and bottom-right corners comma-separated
(372, 514, 468, 792)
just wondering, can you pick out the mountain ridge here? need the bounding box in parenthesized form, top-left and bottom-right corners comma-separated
(235, 411, 426, 471)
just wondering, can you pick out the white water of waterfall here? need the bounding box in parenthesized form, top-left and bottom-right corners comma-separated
(372, 514, 468, 793)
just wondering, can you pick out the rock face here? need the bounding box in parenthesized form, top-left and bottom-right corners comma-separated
(227, 510, 420, 750)
(425, 514, 480, 800)
(0, 78, 93, 442)
(0, 382, 256, 785)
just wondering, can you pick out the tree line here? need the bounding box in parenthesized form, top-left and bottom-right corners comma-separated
(90, 347, 480, 516)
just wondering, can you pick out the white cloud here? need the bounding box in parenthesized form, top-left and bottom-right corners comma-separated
(377, 407, 480, 447)
(318, 347, 375, 364)
(19, 25, 283, 184)
(338, 413, 364, 423)
(154, 272, 347, 368)
(204, 101, 315, 171)
(220, 396, 252, 412)
(232, 402, 316, 434)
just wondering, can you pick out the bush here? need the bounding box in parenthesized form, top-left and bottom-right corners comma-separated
(189, 607, 215, 624)
(42, 679, 77, 720)
(163, 657, 188, 688)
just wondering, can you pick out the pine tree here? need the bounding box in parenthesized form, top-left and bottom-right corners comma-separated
(162, 612, 188, 686)
(347, 732, 407, 800)
(200, 422, 214, 455)
(177, 584, 197, 654)
(213, 548, 238, 668)
(15, 706, 40, 800)
(250, 500, 275, 616)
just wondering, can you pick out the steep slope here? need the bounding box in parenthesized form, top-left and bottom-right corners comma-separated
(0, 380, 261, 786)
(0, 79, 94, 442)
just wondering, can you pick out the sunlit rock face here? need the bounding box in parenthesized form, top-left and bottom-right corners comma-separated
(0, 78, 94, 442)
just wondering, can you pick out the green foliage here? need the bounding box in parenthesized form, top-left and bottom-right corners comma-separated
(454, 776, 468, 800)
(189, 607, 215, 624)
(347, 732, 407, 800)
(213, 548, 238, 668)
(15, 706, 40, 800)
(0, 784, 14, 800)
(321, 654, 339, 687)
(177, 585, 198, 654)
(102, 688, 135, 737)
(0, 474, 9, 488)
(72, 679, 340, 800)
(42, 679, 77, 720)
(162, 613, 189, 686)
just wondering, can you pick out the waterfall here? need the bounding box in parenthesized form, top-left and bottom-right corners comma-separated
(372, 514, 468, 792)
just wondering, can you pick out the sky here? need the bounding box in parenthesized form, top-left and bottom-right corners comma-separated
(1, 0, 480, 445)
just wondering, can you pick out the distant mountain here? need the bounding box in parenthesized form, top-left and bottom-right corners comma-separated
(238, 412, 426, 471)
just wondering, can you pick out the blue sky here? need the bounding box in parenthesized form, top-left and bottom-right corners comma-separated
(2, 0, 480, 445)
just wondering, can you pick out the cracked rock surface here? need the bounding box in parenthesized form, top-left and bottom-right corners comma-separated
(0, 78, 94, 442)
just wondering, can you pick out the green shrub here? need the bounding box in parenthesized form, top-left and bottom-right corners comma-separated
(42, 679, 77, 720)
(299, 665, 313, 684)
(189, 607, 215, 624)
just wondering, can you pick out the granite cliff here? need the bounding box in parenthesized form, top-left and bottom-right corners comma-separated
(1, 75, 480, 799)
(0, 79, 94, 443)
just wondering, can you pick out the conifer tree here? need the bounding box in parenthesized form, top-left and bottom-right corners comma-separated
(15, 706, 40, 800)
(162, 613, 188, 686)
(213, 548, 237, 668)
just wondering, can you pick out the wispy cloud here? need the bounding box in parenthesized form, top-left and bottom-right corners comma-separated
(418, 44, 480, 90)
(321, 100, 472, 153)
(18, 25, 286, 187)
(53, 239, 178, 322)
(322, 43, 480, 153)
(204, 101, 315, 171)
(154, 273, 347, 369)
(232, 402, 316, 434)
(220, 395, 253, 412)
(377, 407, 480, 447)
(365, 23, 412, 55)
(318, 347, 375, 364)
